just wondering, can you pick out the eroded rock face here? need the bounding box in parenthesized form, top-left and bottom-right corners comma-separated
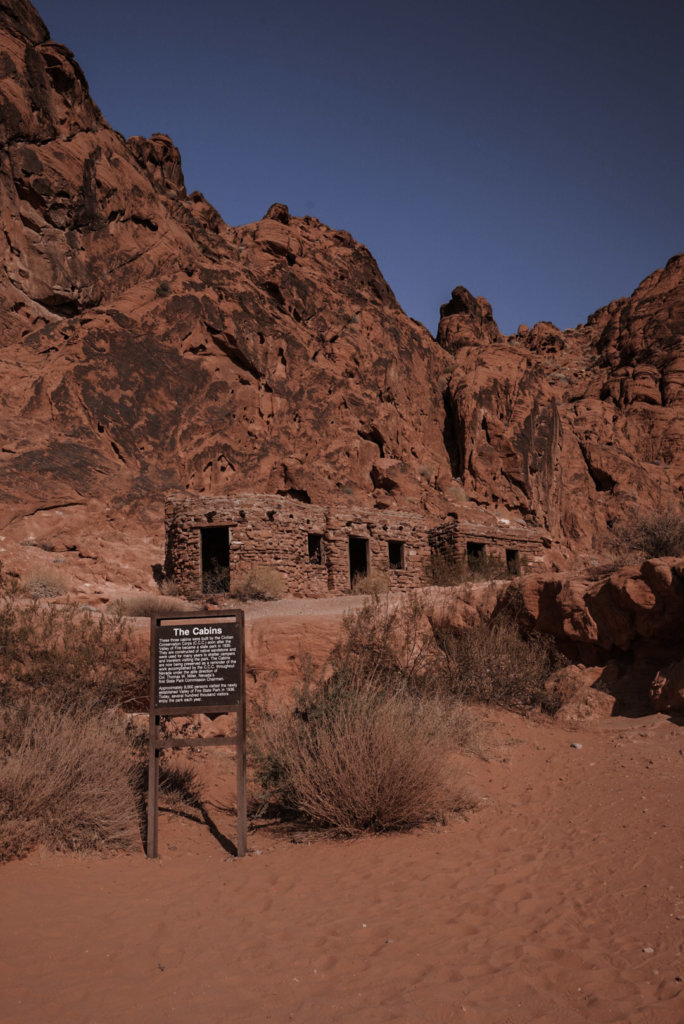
(437, 257, 684, 555)
(509, 558, 684, 712)
(0, 1, 456, 584)
(0, 0, 682, 592)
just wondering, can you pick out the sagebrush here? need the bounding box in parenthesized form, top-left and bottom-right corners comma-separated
(0, 583, 201, 862)
(611, 505, 684, 560)
(250, 599, 483, 834)
(109, 593, 194, 618)
(0, 592, 147, 710)
(20, 568, 69, 598)
(428, 551, 511, 586)
(431, 616, 566, 711)
(351, 571, 390, 596)
(0, 701, 139, 861)
(231, 566, 285, 601)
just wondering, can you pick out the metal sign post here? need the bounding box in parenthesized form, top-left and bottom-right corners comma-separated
(147, 610, 247, 858)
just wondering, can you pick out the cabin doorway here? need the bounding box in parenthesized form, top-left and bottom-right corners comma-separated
(506, 548, 521, 575)
(200, 525, 230, 593)
(349, 536, 369, 586)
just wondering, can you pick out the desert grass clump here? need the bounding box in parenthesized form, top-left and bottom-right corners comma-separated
(351, 571, 390, 597)
(250, 600, 482, 834)
(431, 616, 566, 711)
(0, 592, 146, 711)
(611, 505, 684, 560)
(428, 551, 509, 586)
(0, 700, 139, 861)
(231, 566, 285, 602)
(20, 568, 69, 599)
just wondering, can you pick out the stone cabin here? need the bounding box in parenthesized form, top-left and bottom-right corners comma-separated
(428, 504, 548, 577)
(164, 492, 548, 599)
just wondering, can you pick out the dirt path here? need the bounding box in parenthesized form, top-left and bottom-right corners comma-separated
(1, 710, 682, 1024)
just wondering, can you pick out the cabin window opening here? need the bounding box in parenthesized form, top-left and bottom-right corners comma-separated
(388, 540, 405, 570)
(308, 533, 324, 565)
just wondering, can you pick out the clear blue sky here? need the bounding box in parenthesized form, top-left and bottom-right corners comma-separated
(34, 0, 683, 336)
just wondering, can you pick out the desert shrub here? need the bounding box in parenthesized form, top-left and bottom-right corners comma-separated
(431, 617, 566, 711)
(231, 566, 285, 601)
(428, 551, 508, 586)
(610, 505, 684, 559)
(20, 568, 69, 598)
(250, 599, 482, 833)
(109, 593, 194, 618)
(202, 558, 231, 596)
(251, 688, 473, 834)
(0, 700, 139, 861)
(0, 592, 146, 711)
(351, 571, 390, 596)
(127, 718, 202, 810)
(158, 578, 181, 596)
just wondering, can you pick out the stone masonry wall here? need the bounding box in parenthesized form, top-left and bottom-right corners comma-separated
(165, 493, 329, 598)
(165, 493, 434, 598)
(324, 507, 432, 592)
(165, 493, 549, 599)
(428, 505, 548, 574)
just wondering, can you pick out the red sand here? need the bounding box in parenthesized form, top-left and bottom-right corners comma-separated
(1, 710, 683, 1024)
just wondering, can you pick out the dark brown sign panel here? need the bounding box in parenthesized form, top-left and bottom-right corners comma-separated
(148, 611, 246, 859)
(155, 617, 242, 711)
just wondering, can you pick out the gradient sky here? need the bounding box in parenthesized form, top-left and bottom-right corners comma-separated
(33, 0, 683, 336)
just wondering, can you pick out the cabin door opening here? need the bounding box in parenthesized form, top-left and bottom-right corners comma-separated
(200, 526, 230, 594)
(349, 536, 369, 586)
(506, 548, 521, 575)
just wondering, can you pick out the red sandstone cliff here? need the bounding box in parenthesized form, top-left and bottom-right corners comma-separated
(437, 258, 684, 554)
(0, 0, 682, 588)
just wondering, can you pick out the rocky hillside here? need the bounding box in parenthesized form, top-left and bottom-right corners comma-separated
(0, 0, 682, 588)
(437, 258, 684, 552)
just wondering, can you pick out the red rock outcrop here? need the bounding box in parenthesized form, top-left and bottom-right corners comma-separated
(0, 0, 456, 585)
(0, 0, 682, 592)
(508, 557, 684, 713)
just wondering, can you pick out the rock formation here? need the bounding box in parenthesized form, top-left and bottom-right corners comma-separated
(509, 557, 684, 714)
(438, 256, 684, 553)
(0, 0, 682, 590)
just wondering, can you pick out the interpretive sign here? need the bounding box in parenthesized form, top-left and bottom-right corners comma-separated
(155, 619, 242, 711)
(147, 611, 246, 859)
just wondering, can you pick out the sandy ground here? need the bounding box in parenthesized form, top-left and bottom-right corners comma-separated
(1, 707, 683, 1023)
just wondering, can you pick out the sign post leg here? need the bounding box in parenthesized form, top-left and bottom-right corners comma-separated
(147, 714, 160, 858)
(236, 699, 247, 857)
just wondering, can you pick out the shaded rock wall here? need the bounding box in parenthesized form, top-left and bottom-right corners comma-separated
(508, 558, 684, 713)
